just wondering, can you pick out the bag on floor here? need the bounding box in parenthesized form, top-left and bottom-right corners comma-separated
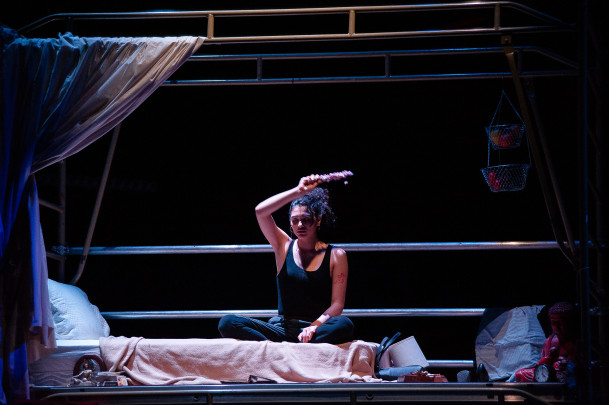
(375, 332, 429, 380)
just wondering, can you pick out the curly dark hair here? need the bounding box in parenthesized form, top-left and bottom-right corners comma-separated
(289, 187, 336, 231)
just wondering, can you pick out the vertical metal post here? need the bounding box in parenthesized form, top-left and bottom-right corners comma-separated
(589, 3, 609, 402)
(385, 54, 391, 78)
(257, 57, 263, 81)
(70, 125, 120, 285)
(207, 14, 214, 40)
(578, 1, 609, 402)
(348, 10, 355, 36)
(577, 1, 593, 403)
(594, 52, 609, 405)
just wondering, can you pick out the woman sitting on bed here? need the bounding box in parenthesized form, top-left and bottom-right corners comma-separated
(218, 174, 353, 344)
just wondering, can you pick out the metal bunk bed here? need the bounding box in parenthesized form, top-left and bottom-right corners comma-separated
(22, 1, 606, 404)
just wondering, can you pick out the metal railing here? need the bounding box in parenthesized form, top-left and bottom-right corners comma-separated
(20, 2, 573, 41)
(101, 308, 486, 320)
(166, 46, 577, 86)
(62, 241, 564, 256)
(33, 381, 572, 404)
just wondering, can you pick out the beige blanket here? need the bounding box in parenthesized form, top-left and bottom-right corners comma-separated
(100, 336, 381, 385)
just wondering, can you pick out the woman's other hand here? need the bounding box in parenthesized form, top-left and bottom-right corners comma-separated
(298, 324, 319, 343)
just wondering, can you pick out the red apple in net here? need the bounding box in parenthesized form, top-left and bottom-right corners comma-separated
(487, 171, 502, 191)
(498, 125, 518, 147)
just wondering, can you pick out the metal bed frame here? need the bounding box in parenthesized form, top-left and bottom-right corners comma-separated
(30, 382, 574, 404)
(24, 2, 605, 404)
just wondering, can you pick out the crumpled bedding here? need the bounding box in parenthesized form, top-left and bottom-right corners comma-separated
(100, 336, 381, 385)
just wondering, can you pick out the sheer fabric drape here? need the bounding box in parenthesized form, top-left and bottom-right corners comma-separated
(0, 26, 203, 404)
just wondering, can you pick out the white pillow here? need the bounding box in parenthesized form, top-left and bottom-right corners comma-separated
(48, 279, 111, 340)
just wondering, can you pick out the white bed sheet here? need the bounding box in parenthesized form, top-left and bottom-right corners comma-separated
(29, 339, 101, 387)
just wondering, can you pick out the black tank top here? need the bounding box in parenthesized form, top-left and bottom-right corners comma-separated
(277, 240, 333, 322)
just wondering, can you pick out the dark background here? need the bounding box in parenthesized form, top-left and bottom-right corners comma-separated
(3, 1, 581, 375)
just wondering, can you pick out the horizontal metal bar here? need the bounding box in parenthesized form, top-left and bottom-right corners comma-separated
(187, 46, 578, 74)
(190, 46, 573, 63)
(65, 241, 564, 256)
(101, 308, 485, 320)
(164, 70, 577, 86)
(200, 26, 567, 44)
(339, 241, 562, 251)
(18, 2, 567, 20)
(428, 360, 475, 368)
(191, 49, 497, 61)
(35, 382, 565, 404)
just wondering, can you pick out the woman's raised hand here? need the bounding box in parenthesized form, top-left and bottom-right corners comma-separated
(298, 174, 322, 192)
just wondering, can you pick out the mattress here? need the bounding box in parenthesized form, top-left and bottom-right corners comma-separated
(29, 339, 101, 387)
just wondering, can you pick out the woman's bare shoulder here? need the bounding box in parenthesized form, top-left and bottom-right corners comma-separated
(330, 245, 347, 259)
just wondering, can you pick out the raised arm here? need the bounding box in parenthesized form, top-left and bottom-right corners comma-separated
(255, 175, 322, 270)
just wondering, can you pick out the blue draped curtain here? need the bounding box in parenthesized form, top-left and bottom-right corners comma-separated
(0, 26, 204, 404)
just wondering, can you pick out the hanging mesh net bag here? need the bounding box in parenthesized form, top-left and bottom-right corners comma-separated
(486, 124, 526, 150)
(481, 90, 531, 192)
(481, 164, 530, 192)
(485, 90, 526, 150)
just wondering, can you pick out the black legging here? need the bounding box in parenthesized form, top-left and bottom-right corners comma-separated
(218, 314, 354, 344)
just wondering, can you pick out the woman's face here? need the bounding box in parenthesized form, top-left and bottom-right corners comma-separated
(290, 205, 319, 238)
